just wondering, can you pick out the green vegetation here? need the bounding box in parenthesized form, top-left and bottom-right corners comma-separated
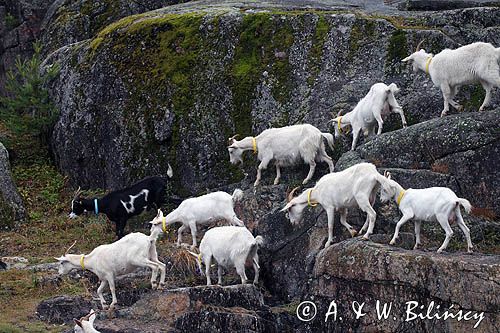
(385, 29, 407, 74)
(0, 42, 59, 146)
(307, 16, 329, 86)
(5, 13, 18, 30)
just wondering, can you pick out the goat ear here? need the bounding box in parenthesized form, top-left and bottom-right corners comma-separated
(74, 319, 83, 327)
(280, 203, 292, 212)
(89, 310, 96, 324)
(401, 56, 411, 62)
(54, 256, 65, 261)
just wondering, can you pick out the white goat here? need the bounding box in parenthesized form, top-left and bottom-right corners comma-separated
(190, 226, 263, 286)
(331, 83, 406, 150)
(227, 124, 335, 186)
(402, 41, 500, 117)
(55, 230, 166, 310)
(151, 189, 244, 249)
(282, 162, 388, 247)
(379, 172, 473, 253)
(74, 309, 100, 333)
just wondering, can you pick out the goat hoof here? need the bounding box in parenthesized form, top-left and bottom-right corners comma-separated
(350, 229, 358, 237)
(158, 283, 166, 290)
(151, 283, 158, 289)
(324, 241, 331, 248)
(389, 240, 396, 245)
(102, 304, 109, 310)
(273, 179, 280, 185)
(361, 236, 370, 241)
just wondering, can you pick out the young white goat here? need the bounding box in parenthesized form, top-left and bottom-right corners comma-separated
(227, 124, 335, 186)
(74, 310, 100, 333)
(402, 41, 500, 117)
(379, 172, 473, 253)
(190, 226, 263, 286)
(150, 189, 244, 249)
(55, 230, 166, 310)
(331, 83, 407, 150)
(282, 163, 388, 247)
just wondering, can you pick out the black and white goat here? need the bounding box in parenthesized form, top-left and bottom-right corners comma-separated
(69, 165, 173, 238)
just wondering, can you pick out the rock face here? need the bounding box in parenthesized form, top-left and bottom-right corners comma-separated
(0, 142, 26, 228)
(0, 0, 52, 94)
(43, 5, 500, 194)
(38, 285, 297, 332)
(308, 238, 500, 333)
(41, 0, 193, 56)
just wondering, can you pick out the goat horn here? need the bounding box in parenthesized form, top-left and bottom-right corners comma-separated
(287, 186, 300, 202)
(415, 39, 425, 52)
(73, 186, 82, 200)
(228, 134, 239, 145)
(65, 240, 77, 256)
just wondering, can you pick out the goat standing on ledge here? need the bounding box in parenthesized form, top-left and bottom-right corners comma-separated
(380, 171, 473, 253)
(56, 229, 166, 310)
(228, 124, 335, 186)
(402, 41, 500, 117)
(150, 189, 244, 249)
(332, 82, 406, 151)
(282, 163, 390, 247)
(69, 164, 173, 239)
(190, 226, 263, 286)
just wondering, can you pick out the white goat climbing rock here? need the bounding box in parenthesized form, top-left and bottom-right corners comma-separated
(379, 171, 473, 253)
(192, 226, 263, 286)
(332, 82, 406, 150)
(402, 41, 500, 117)
(282, 162, 388, 247)
(55, 230, 166, 310)
(150, 189, 244, 249)
(227, 124, 335, 186)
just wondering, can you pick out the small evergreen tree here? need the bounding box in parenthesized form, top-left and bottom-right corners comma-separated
(0, 41, 59, 140)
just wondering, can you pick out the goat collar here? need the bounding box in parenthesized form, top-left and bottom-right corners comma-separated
(80, 255, 85, 270)
(252, 137, 257, 154)
(337, 116, 350, 134)
(307, 189, 319, 207)
(396, 190, 406, 206)
(94, 199, 99, 215)
(425, 56, 432, 74)
(162, 217, 167, 234)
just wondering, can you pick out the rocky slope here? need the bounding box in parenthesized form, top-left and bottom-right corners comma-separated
(0, 142, 26, 228)
(43, 4, 500, 195)
(4, 0, 498, 332)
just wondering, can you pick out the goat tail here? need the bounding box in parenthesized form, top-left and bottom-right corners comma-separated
(167, 163, 173, 178)
(457, 198, 472, 214)
(248, 236, 264, 269)
(321, 132, 335, 150)
(254, 235, 264, 247)
(232, 188, 244, 202)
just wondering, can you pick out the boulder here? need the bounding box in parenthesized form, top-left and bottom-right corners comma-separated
(306, 238, 500, 333)
(0, 142, 26, 228)
(42, 6, 500, 194)
(40, 0, 194, 56)
(37, 295, 93, 324)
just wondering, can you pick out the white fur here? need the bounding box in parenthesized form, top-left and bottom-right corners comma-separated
(150, 189, 244, 249)
(56, 230, 166, 310)
(380, 173, 473, 253)
(74, 310, 100, 333)
(195, 226, 263, 286)
(228, 124, 335, 186)
(332, 83, 406, 150)
(282, 163, 387, 247)
(402, 42, 500, 116)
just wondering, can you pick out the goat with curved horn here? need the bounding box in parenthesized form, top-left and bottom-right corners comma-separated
(415, 38, 425, 52)
(228, 134, 240, 145)
(65, 240, 77, 256)
(287, 186, 300, 202)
